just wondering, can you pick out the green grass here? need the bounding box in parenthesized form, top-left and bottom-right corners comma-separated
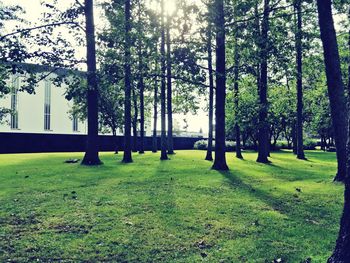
(0, 150, 344, 262)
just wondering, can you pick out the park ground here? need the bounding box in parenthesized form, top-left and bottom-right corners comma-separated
(0, 150, 344, 262)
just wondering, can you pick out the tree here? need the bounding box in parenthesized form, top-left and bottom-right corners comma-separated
(295, 0, 306, 160)
(317, 0, 348, 182)
(122, 0, 133, 163)
(160, 0, 169, 160)
(81, 0, 102, 165)
(233, 14, 243, 159)
(256, 0, 271, 163)
(152, 48, 159, 153)
(205, 21, 215, 161)
(166, 12, 175, 155)
(212, 0, 229, 171)
(316, 0, 350, 261)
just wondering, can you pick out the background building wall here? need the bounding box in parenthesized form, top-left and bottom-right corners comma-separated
(0, 74, 87, 134)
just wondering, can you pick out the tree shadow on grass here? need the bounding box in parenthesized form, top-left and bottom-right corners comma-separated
(218, 170, 337, 221)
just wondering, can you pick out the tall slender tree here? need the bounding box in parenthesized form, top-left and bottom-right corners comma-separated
(160, 0, 169, 160)
(233, 28, 243, 159)
(318, 0, 347, 182)
(316, 0, 350, 261)
(152, 49, 159, 153)
(256, 0, 270, 163)
(122, 0, 133, 163)
(212, 0, 229, 171)
(295, 0, 305, 160)
(132, 85, 138, 152)
(205, 23, 215, 161)
(81, 0, 102, 166)
(166, 13, 175, 155)
(137, 1, 145, 154)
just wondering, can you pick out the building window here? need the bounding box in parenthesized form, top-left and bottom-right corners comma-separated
(44, 81, 51, 131)
(10, 76, 19, 129)
(73, 116, 79, 132)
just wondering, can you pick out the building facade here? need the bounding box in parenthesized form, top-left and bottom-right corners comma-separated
(0, 68, 87, 135)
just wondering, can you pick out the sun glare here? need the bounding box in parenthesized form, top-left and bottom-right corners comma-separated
(164, 0, 177, 15)
(148, 0, 177, 16)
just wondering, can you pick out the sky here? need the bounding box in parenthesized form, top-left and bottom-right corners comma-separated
(1, 0, 210, 135)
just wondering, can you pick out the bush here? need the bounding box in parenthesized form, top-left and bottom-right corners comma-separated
(303, 139, 317, 150)
(274, 140, 291, 150)
(193, 140, 208, 150)
(193, 140, 236, 152)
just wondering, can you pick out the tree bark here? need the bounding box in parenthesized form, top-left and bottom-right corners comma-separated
(132, 87, 138, 153)
(315, 0, 350, 261)
(81, 0, 102, 166)
(138, 4, 145, 154)
(152, 55, 159, 153)
(233, 25, 243, 159)
(160, 0, 168, 160)
(205, 24, 214, 162)
(166, 15, 174, 155)
(295, 0, 306, 160)
(112, 129, 118, 154)
(212, 0, 229, 171)
(257, 0, 270, 164)
(317, 0, 347, 182)
(122, 0, 133, 163)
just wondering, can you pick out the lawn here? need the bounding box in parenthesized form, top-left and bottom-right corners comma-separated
(0, 150, 344, 262)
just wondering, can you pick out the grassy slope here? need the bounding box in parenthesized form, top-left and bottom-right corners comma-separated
(0, 150, 344, 262)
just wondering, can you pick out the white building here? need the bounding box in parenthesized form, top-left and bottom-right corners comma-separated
(0, 65, 87, 135)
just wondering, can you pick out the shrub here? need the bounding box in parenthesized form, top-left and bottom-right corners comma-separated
(303, 138, 317, 150)
(193, 140, 236, 152)
(273, 140, 291, 150)
(193, 140, 208, 150)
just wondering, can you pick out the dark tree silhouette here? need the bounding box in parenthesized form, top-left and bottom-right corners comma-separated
(166, 14, 174, 155)
(295, 0, 305, 160)
(81, 0, 102, 166)
(256, 0, 270, 164)
(316, 0, 350, 261)
(212, 0, 229, 171)
(160, 0, 169, 160)
(122, 0, 133, 163)
(233, 24, 243, 159)
(152, 53, 159, 153)
(205, 24, 214, 162)
(132, 85, 138, 152)
(318, 0, 347, 182)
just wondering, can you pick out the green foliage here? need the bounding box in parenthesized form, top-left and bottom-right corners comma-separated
(303, 138, 318, 150)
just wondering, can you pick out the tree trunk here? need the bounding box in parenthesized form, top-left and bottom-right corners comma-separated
(152, 56, 159, 153)
(166, 15, 174, 155)
(295, 0, 306, 160)
(132, 86, 138, 153)
(212, 0, 229, 171)
(257, 0, 270, 164)
(233, 27, 243, 159)
(205, 24, 214, 162)
(139, 78, 145, 154)
(317, 0, 347, 183)
(81, 0, 102, 166)
(160, 0, 168, 160)
(122, 0, 133, 163)
(112, 129, 118, 154)
(316, 0, 350, 261)
(138, 36, 145, 154)
(292, 121, 297, 154)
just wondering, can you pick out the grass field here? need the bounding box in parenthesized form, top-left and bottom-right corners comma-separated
(0, 150, 344, 262)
